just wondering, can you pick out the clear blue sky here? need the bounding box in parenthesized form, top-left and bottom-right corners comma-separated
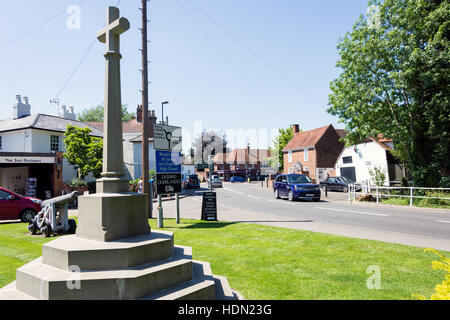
(0, 0, 368, 149)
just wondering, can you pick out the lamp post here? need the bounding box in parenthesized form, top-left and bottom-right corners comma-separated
(161, 101, 169, 124)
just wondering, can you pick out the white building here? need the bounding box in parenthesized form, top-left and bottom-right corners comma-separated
(85, 107, 158, 181)
(335, 138, 405, 185)
(0, 95, 102, 198)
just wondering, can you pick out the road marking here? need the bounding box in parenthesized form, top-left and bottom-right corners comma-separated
(235, 191, 245, 195)
(315, 206, 389, 217)
(224, 188, 234, 192)
(437, 220, 450, 224)
(247, 195, 261, 200)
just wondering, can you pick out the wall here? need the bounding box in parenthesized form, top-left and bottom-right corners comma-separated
(336, 141, 389, 184)
(0, 129, 33, 152)
(283, 148, 317, 179)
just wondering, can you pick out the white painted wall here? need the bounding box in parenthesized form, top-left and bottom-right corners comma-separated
(336, 141, 389, 185)
(0, 129, 33, 152)
(123, 139, 156, 180)
(182, 164, 195, 180)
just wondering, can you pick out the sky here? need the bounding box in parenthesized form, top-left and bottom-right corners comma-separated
(0, 0, 369, 150)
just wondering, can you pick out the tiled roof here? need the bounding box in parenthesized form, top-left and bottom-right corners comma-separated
(214, 148, 271, 164)
(283, 125, 332, 151)
(0, 114, 103, 137)
(86, 118, 155, 136)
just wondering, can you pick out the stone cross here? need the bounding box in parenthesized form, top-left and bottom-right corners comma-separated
(96, 6, 130, 194)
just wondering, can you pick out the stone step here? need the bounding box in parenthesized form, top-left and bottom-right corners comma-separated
(42, 230, 175, 271)
(140, 260, 215, 300)
(16, 248, 193, 300)
(0, 282, 35, 300)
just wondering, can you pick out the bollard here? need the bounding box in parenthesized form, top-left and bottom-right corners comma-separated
(158, 195, 163, 228)
(176, 193, 180, 224)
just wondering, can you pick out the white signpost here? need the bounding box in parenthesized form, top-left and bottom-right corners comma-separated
(153, 124, 183, 227)
(153, 124, 182, 152)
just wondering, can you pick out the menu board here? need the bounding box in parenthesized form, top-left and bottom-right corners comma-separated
(201, 192, 217, 221)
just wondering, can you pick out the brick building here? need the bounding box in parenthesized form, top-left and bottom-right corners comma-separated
(204, 147, 271, 181)
(283, 124, 345, 183)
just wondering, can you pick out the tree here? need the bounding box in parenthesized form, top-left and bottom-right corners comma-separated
(77, 104, 135, 122)
(193, 130, 228, 163)
(63, 125, 103, 179)
(267, 126, 295, 172)
(328, 0, 450, 187)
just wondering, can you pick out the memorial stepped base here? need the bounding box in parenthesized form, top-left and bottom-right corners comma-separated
(0, 230, 239, 300)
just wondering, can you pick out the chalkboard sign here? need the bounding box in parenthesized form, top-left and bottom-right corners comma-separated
(201, 192, 217, 221)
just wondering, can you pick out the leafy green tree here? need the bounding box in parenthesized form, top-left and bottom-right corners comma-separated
(63, 125, 103, 179)
(77, 104, 135, 122)
(268, 126, 296, 172)
(328, 0, 449, 187)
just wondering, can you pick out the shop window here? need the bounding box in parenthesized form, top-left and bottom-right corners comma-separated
(50, 135, 60, 151)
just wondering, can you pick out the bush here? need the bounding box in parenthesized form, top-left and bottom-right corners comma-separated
(414, 249, 450, 300)
(129, 179, 140, 193)
(68, 177, 88, 188)
(417, 191, 450, 208)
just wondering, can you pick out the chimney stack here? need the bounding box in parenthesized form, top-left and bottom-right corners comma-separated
(136, 105, 143, 123)
(292, 124, 300, 134)
(13, 95, 31, 119)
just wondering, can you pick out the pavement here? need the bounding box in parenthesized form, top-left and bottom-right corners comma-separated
(65, 182, 450, 251)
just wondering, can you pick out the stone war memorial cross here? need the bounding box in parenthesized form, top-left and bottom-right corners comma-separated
(0, 6, 236, 300)
(76, 6, 151, 242)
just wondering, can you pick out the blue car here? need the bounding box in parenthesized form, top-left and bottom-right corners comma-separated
(273, 174, 320, 202)
(183, 174, 200, 189)
(230, 176, 245, 183)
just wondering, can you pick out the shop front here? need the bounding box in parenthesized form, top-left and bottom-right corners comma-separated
(0, 152, 64, 200)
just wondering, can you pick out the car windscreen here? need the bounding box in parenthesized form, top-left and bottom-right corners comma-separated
(287, 174, 312, 184)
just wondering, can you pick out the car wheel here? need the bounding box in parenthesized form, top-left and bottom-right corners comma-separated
(342, 186, 348, 193)
(20, 209, 36, 223)
(288, 191, 294, 202)
(274, 188, 280, 199)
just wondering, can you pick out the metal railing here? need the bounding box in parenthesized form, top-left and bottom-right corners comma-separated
(348, 183, 450, 207)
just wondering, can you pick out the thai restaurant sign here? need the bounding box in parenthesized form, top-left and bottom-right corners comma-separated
(0, 156, 55, 164)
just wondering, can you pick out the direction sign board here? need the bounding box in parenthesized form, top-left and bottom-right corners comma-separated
(155, 150, 181, 195)
(153, 124, 182, 151)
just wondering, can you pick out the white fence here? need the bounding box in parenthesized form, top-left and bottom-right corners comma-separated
(348, 183, 450, 207)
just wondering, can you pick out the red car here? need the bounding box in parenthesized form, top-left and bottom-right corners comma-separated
(0, 187, 42, 222)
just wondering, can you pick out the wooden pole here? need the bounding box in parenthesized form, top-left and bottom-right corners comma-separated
(141, 0, 151, 217)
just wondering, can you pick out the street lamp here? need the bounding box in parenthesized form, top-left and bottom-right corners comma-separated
(161, 101, 169, 124)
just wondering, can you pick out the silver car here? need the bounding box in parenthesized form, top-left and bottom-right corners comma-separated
(208, 177, 223, 188)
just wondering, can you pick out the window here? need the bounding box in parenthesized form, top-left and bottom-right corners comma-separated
(288, 151, 293, 163)
(50, 135, 60, 151)
(0, 190, 12, 200)
(343, 156, 353, 164)
(0, 136, 2, 150)
(304, 148, 309, 161)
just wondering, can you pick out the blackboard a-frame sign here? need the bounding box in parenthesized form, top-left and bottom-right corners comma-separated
(201, 192, 217, 221)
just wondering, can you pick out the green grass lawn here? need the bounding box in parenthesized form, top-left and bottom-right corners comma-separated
(0, 218, 447, 300)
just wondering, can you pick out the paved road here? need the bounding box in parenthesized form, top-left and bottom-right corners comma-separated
(159, 182, 450, 251)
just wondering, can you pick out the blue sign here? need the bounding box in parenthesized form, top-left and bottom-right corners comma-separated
(156, 150, 181, 173)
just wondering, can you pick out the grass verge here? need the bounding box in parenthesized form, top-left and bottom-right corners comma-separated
(0, 218, 447, 300)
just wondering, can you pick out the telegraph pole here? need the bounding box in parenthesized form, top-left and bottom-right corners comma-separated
(141, 0, 151, 217)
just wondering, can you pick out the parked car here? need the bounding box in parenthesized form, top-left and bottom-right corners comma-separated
(230, 176, 245, 183)
(208, 177, 223, 188)
(0, 187, 42, 222)
(320, 176, 361, 192)
(273, 174, 320, 202)
(183, 174, 200, 189)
